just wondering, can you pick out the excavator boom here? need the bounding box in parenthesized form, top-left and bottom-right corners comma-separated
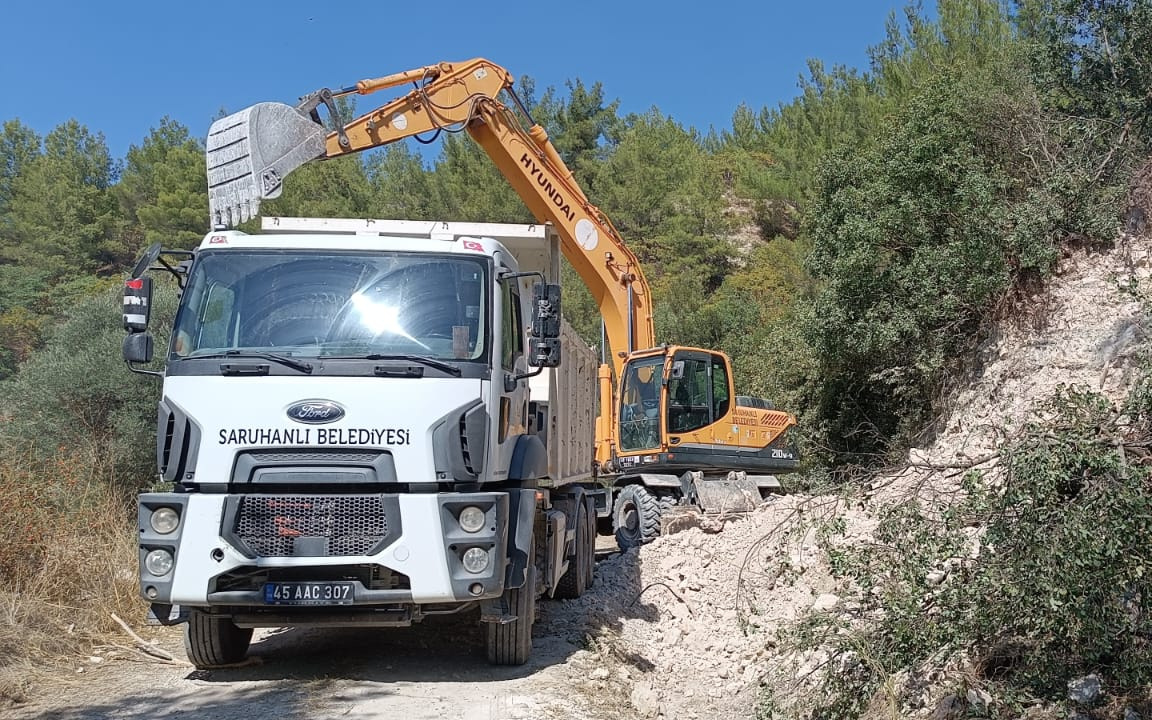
(204, 58, 796, 473)
(207, 59, 654, 372)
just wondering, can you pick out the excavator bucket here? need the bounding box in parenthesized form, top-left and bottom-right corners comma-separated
(694, 473, 762, 514)
(206, 103, 327, 228)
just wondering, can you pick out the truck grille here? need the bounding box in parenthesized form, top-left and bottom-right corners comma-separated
(243, 450, 383, 464)
(233, 495, 387, 557)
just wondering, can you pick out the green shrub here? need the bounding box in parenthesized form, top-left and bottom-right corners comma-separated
(0, 280, 177, 490)
(801, 383, 1152, 716)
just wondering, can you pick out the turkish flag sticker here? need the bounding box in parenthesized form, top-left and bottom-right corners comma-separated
(462, 240, 484, 252)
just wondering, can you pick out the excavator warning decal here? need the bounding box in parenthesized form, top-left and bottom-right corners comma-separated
(575, 219, 598, 251)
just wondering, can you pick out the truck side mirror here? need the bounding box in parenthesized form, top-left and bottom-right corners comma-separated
(123, 332, 154, 364)
(528, 337, 561, 368)
(123, 276, 153, 332)
(531, 283, 561, 340)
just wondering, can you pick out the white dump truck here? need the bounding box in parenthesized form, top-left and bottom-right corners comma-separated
(123, 217, 602, 667)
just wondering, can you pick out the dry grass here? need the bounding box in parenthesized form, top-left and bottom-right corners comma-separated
(0, 448, 144, 704)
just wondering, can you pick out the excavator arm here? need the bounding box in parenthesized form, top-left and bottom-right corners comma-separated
(206, 58, 797, 473)
(207, 58, 654, 379)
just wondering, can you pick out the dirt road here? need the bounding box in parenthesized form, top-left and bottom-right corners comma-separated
(5, 546, 634, 720)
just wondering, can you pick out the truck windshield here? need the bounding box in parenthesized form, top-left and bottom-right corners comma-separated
(171, 251, 488, 362)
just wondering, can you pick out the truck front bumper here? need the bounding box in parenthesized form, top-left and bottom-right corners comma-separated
(138, 491, 518, 607)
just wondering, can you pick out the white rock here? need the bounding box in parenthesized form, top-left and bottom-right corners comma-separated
(966, 687, 992, 708)
(742, 664, 759, 683)
(1068, 674, 1102, 705)
(812, 593, 840, 611)
(630, 681, 661, 718)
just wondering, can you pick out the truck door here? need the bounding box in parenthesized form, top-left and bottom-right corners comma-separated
(493, 277, 529, 478)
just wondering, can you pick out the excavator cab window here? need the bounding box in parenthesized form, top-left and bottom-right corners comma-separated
(712, 355, 731, 419)
(619, 358, 663, 452)
(665, 352, 733, 433)
(668, 357, 709, 433)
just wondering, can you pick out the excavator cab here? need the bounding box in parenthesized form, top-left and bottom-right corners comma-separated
(614, 347, 798, 476)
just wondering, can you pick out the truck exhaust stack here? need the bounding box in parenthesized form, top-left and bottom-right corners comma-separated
(206, 103, 326, 227)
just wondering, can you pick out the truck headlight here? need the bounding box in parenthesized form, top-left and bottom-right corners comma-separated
(458, 506, 486, 533)
(462, 547, 490, 574)
(150, 507, 180, 534)
(144, 549, 174, 576)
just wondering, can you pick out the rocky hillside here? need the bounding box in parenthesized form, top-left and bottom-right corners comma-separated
(559, 229, 1152, 719)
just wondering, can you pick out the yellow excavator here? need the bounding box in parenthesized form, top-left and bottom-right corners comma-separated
(206, 58, 798, 545)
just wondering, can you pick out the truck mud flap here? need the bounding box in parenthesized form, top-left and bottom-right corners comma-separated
(482, 488, 537, 624)
(504, 488, 537, 590)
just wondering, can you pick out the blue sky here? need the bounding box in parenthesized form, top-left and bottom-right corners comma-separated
(0, 0, 915, 161)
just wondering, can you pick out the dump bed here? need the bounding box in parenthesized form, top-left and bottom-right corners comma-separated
(530, 319, 597, 485)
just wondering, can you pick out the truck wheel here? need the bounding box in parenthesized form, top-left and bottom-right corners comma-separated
(487, 546, 536, 665)
(555, 502, 591, 599)
(614, 484, 661, 549)
(184, 609, 253, 669)
(583, 498, 597, 590)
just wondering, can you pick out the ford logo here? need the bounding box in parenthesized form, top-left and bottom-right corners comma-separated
(286, 400, 345, 424)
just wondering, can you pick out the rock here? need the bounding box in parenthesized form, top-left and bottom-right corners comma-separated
(925, 569, 948, 586)
(668, 602, 692, 621)
(930, 693, 964, 720)
(630, 681, 661, 718)
(1124, 709, 1142, 720)
(966, 687, 992, 709)
(662, 627, 682, 646)
(1067, 674, 1102, 705)
(590, 667, 610, 680)
(812, 593, 840, 611)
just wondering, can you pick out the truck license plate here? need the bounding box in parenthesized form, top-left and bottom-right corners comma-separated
(263, 582, 355, 606)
